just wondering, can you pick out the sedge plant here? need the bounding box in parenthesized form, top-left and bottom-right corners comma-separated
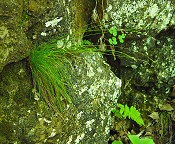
(29, 23, 144, 115)
(29, 39, 97, 114)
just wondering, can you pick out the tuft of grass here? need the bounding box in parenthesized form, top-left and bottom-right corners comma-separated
(29, 40, 97, 114)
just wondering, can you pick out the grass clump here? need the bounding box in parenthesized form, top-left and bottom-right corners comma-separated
(29, 40, 97, 114)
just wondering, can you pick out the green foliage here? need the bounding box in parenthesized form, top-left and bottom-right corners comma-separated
(30, 40, 97, 114)
(81, 39, 93, 45)
(111, 104, 144, 126)
(109, 27, 126, 45)
(109, 37, 118, 45)
(111, 104, 154, 144)
(128, 135, 155, 144)
(109, 27, 118, 37)
(118, 34, 126, 43)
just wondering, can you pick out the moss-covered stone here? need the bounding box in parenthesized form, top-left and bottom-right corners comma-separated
(103, 0, 175, 104)
(102, 1, 175, 142)
(0, 0, 122, 143)
(0, 60, 37, 143)
(30, 52, 121, 143)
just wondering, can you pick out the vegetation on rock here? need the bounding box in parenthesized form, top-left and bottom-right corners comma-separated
(29, 39, 98, 114)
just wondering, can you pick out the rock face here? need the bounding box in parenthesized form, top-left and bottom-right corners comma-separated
(30, 52, 121, 143)
(0, 52, 121, 144)
(103, 0, 175, 110)
(68, 53, 121, 143)
(0, 0, 95, 72)
(0, 0, 32, 72)
(0, 60, 32, 101)
(0, 0, 121, 143)
(0, 60, 33, 143)
(2, 0, 174, 143)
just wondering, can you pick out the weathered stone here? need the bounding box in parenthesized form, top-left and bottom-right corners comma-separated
(0, 0, 32, 72)
(0, 0, 122, 143)
(0, 0, 95, 72)
(0, 60, 32, 104)
(0, 60, 34, 143)
(29, 52, 121, 143)
(104, 0, 174, 35)
(103, 0, 175, 112)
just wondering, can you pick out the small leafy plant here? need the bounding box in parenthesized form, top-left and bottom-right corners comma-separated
(111, 104, 155, 144)
(109, 27, 126, 45)
(111, 104, 144, 126)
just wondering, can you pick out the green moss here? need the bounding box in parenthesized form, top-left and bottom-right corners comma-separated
(0, 118, 15, 143)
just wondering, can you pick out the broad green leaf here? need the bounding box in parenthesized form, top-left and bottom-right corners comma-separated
(109, 27, 114, 34)
(113, 28, 118, 37)
(128, 135, 141, 144)
(130, 106, 144, 126)
(140, 138, 155, 144)
(159, 104, 174, 111)
(109, 38, 113, 45)
(111, 109, 122, 118)
(111, 108, 117, 113)
(129, 135, 155, 144)
(115, 109, 123, 118)
(148, 112, 159, 120)
(109, 37, 118, 45)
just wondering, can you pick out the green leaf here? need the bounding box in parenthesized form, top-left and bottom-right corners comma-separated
(118, 34, 126, 43)
(130, 106, 144, 126)
(118, 104, 125, 115)
(109, 38, 113, 45)
(109, 27, 113, 34)
(116, 104, 144, 126)
(109, 37, 118, 45)
(109, 27, 118, 37)
(140, 138, 155, 144)
(123, 104, 130, 118)
(111, 109, 122, 118)
(113, 29, 118, 37)
(112, 37, 118, 45)
(115, 110, 123, 118)
(112, 140, 123, 144)
(128, 135, 155, 144)
(111, 108, 117, 113)
(128, 135, 141, 144)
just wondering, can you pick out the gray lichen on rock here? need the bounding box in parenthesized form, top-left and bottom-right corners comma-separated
(105, 0, 174, 35)
(0, 0, 122, 143)
(30, 51, 121, 144)
(103, 0, 175, 111)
